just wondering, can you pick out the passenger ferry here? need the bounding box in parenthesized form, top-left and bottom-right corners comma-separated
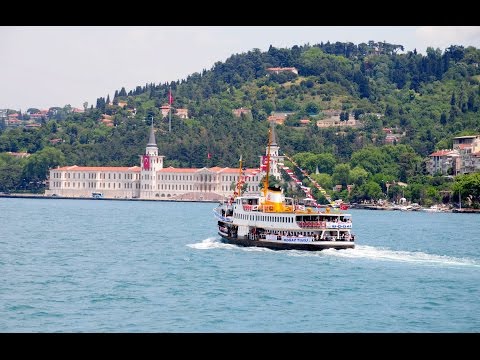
(213, 129, 355, 251)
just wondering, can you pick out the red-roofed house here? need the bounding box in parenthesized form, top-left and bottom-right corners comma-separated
(385, 134, 400, 144)
(175, 108, 189, 119)
(49, 138, 63, 145)
(25, 123, 42, 128)
(29, 112, 48, 121)
(267, 112, 294, 125)
(427, 149, 460, 175)
(232, 108, 251, 117)
(6, 113, 22, 127)
(5, 118, 23, 127)
(100, 114, 114, 127)
(160, 105, 171, 118)
(266, 67, 298, 75)
(6, 151, 30, 158)
(267, 115, 286, 125)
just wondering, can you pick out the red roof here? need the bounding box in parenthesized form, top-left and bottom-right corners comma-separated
(54, 165, 141, 172)
(158, 166, 262, 175)
(429, 150, 455, 157)
(158, 167, 198, 173)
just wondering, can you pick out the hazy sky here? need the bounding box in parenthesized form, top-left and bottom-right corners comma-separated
(2, 26, 480, 111)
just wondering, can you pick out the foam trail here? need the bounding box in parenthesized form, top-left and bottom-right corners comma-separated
(188, 237, 274, 252)
(188, 237, 225, 249)
(320, 245, 479, 267)
(188, 240, 479, 267)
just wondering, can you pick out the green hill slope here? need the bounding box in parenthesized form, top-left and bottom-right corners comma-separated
(1, 41, 479, 206)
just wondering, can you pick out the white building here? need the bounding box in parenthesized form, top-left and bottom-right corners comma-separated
(453, 135, 480, 174)
(427, 149, 460, 175)
(427, 135, 480, 175)
(46, 124, 284, 200)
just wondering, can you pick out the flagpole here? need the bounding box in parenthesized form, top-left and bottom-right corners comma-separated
(168, 87, 172, 133)
(169, 106, 172, 133)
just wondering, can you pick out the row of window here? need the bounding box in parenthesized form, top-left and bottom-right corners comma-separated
(235, 213, 294, 223)
(55, 182, 140, 189)
(55, 172, 138, 180)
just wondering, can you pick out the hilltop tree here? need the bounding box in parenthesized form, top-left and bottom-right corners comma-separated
(118, 87, 127, 97)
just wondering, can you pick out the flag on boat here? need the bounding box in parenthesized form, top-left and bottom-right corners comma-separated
(143, 155, 150, 170)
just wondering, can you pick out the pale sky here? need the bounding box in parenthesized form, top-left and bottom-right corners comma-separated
(1, 26, 480, 111)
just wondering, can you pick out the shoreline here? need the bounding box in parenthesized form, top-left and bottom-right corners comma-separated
(351, 203, 480, 213)
(2, 193, 479, 212)
(0, 193, 219, 203)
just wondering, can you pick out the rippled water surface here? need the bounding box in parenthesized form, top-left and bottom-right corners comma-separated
(1, 198, 478, 332)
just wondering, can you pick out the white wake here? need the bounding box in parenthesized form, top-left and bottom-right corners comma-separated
(320, 245, 479, 267)
(187, 237, 273, 252)
(187, 237, 235, 250)
(188, 239, 479, 267)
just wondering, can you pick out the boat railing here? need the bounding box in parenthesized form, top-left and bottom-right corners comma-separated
(297, 221, 326, 228)
(296, 220, 352, 229)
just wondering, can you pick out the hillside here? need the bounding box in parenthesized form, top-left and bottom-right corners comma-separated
(1, 41, 480, 206)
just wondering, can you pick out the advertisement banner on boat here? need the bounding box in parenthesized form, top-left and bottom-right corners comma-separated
(265, 234, 313, 243)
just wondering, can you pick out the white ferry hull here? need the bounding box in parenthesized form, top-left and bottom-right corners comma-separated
(218, 232, 354, 251)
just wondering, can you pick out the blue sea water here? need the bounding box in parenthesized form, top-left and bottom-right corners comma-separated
(0, 198, 479, 333)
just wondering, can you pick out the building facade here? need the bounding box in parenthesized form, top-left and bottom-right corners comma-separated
(46, 125, 284, 200)
(427, 135, 480, 175)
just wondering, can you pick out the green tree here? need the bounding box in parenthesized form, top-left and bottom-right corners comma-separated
(23, 147, 65, 190)
(356, 181, 383, 201)
(119, 87, 127, 97)
(452, 173, 480, 208)
(310, 173, 333, 191)
(0, 154, 24, 192)
(349, 166, 369, 186)
(304, 102, 319, 115)
(332, 163, 350, 187)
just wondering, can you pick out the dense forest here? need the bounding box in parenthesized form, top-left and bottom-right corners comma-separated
(1, 41, 480, 206)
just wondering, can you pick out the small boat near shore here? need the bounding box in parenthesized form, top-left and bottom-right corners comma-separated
(213, 128, 355, 251)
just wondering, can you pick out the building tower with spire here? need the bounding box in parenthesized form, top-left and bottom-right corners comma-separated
(140, 119, 164, 198)
(260, 123, 284, 180)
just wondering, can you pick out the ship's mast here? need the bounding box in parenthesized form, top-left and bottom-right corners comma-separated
(235, 155, 243, 198)
(263, 127, 272, 197)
